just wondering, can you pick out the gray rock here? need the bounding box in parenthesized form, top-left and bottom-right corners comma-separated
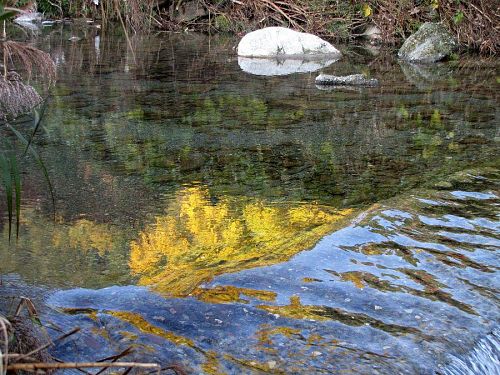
(315, 74, 379, 87)
(170, 0, 207, 23)
(398, 22, 457, 63)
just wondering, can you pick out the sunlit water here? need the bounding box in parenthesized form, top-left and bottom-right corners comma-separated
(0, 26, 499, 374)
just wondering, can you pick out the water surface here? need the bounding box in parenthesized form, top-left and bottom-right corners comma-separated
(0, 26, 499, 374)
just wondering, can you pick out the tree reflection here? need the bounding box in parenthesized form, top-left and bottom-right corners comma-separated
(130, 186, 355, 296)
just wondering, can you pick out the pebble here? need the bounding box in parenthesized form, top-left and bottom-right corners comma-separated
(374, 305, 383, 310)
(268, 361, 277, 369)
(312, 351, 322, 357)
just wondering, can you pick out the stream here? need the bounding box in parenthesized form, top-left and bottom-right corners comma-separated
(0, 25, 499, 374)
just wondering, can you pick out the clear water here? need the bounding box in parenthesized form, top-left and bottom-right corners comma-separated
(0, 26, 499, 374)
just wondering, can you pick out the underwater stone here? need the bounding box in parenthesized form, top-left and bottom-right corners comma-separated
(398, 22, 457, 63)
(315, 74, 379, 87)
(237, 27, 341, 58)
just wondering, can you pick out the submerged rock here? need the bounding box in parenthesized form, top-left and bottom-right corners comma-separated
(237, 27, 341, 58)
(238, 56, 338, 76)
(398, 22, 457, 63)
(315, 74, 379, 87)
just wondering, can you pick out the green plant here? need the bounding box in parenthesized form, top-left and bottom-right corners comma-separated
(452, 10, 464, 24)
(0, 1, 56, 240)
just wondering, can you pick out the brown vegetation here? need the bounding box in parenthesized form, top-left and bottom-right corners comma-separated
(151, 0, 499, 54)
(371, 0, 499, 54)
(0, 39, 56, 120)
(0, 298, 187, 374)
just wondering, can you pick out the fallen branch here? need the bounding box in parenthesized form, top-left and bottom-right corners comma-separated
(11, 327, 80, 363)
(7, 361, 162, 373)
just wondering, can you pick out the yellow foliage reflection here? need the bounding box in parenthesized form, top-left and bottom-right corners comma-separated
(0, 208, 127, 287)
(130, 187, 355, 296)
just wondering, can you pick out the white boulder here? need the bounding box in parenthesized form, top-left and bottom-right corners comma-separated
(237, 27, 341, 58)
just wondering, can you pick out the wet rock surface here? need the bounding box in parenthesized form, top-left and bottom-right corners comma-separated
(398, 22, 457, 63)
(43, 169, 499, 374)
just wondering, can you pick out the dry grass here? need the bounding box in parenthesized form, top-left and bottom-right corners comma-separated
(0, 40, 56, 121)
(370, 0, 499, 54)
(0, 73, 42, 121)
(0, 297, 187, 374)
(439, 0, 499, 55)
(167, 0, 365, 41)
(1, 41, 56, 84)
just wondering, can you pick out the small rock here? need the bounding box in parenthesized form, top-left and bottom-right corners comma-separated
(415, 315, 422, 320)
(374, 305, 383, 310)
(312, 351, 322, 357)
(316, 74, 379, 87)
(170, 0, 207, 23)
(404, 309, 413, 314)
(268, 360, 277, 369)
(362, 24, 382, 42)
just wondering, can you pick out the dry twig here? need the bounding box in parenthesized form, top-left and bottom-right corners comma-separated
(7, 361, 162, 373)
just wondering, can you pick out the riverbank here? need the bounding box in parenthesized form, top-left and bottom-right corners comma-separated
(23, 0, 499, 54)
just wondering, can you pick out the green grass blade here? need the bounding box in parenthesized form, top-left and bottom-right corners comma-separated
(8, 124, 56, 220)
(0, 154, 13, 241)
(10, 153, 21, 239)
(24, 102, 48, 156)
